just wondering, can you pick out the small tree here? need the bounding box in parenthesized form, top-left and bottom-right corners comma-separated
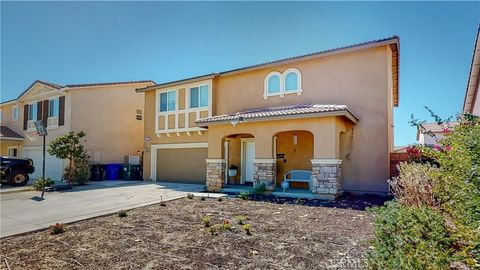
(48, 131, 90, 185)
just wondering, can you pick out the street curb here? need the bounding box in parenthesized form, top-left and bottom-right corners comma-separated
(0, 187, 35, 195)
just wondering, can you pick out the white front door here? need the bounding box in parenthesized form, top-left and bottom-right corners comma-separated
(243, 141, 255, 183)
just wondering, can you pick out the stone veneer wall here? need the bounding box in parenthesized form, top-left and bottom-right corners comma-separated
(206, 159, 225, 191)
(310, 159, 342, 198)
(253, 159, 276, 191)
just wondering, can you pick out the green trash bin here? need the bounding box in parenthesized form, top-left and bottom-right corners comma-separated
(121, 164, 132, 180)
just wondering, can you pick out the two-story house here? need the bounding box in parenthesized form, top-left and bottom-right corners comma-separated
(137, 36, 400, 198)
(0, 80, 154, 180)
(465, 25, 480, 115)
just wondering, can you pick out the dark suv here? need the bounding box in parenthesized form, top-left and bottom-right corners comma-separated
(0, 157, 35, 186)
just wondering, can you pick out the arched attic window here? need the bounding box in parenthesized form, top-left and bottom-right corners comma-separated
(264, 72, 282, 98)
(284, 68, 302, 93)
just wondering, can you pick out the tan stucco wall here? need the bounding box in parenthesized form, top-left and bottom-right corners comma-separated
(0, 139, 23, 156)
(275, 131, 314, 187)
(143, 45, 394, 193)
(69, 83, 151, 164)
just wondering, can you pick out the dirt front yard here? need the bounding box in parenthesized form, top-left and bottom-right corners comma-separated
(0, 195, 385, 270)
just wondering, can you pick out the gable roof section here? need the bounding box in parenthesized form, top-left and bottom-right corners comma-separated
(8, 80, 155, 103)
(464, 25, 480, 113)
(136, 36, 400, 106)
(0, 126, 24, 140)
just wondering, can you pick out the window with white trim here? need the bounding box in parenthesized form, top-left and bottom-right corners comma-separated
(28, 103, 37, 121)
(190, 85, 209, 108)
(263, 68, 303, 99)
(266, 73, 281, 94)
(159, 90, 176, 112)
(284, 70, 300, 92)
(48, 98, 59, 117)
(12, 105, 19, 121)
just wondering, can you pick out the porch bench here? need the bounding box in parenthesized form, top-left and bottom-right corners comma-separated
(283, 170, 312, 189)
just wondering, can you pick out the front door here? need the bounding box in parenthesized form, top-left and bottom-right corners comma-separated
(243, 141, 255, 183)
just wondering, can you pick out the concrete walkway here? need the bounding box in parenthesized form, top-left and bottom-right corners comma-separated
(0, 181, 223, 238)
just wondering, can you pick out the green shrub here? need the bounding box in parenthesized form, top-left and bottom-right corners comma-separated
(209, 225, 219, 236)
(221, 219, 232, 231)
(32, 177, 54, 191)
(217, 197, 224, 202)
(235, 215, 247, 225)
(242, 224, 252, 235)
(202, 216, 212, 227)
(118, 210, 127, 218)
(238, 191, 250, 200)
(49, 223, 66, 235)
(366, 201, 451, 269)
(200, 197, 206, 201)
(252, 183, 266, 195)
(186, 193, 194, 199)
(411, 112, 480, 265)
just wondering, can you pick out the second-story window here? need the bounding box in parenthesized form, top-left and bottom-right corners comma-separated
(159, 90, 176, 112)
(48, 98, 59, 117)
(12, 105, 19, 121)
(266, 73, 281, 94)
(190, 85, 208, 108)
(28, 103, 37, 121)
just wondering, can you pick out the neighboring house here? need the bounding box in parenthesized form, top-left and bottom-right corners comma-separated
(137, 36, 400, 198)
(416, 122, 457, 146)
(464, 25, 480, 115)
(0, 80, 154, 180)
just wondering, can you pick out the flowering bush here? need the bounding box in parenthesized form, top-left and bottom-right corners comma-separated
(368, 110, 479, 269)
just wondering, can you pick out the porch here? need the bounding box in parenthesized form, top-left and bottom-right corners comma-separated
(198, 104, 358, 200)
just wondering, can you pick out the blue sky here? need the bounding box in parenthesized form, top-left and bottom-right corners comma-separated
(1, 2, 479, 146)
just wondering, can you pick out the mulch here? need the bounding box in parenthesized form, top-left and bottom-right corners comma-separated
(0, 195, 388, 270)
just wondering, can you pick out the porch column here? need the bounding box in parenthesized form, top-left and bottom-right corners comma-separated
(310, 159, 342, 199)
(253, 159, 276, 191)
(205, 159, 226, 191)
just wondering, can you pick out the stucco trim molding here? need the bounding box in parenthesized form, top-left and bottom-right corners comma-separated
(1, 137, 24, 141)
(311, 159, 342, 165)
(253, 158, 276, 163)
(151, 142, 208, 149)
(206, 159, 226, 163)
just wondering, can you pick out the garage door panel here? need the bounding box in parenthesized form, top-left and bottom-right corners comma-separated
(156, 148, 207, 184)
(23, 149, 63, 181)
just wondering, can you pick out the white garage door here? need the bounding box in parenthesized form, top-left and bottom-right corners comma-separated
(23, 148, 64, 180)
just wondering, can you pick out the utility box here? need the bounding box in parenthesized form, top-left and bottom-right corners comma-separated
(124, 155, 140, 165)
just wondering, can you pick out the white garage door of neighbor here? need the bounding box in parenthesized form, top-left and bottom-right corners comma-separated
(23, 149, 64, 180)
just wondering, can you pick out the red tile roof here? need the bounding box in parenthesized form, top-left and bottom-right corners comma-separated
(196, 104, 358, 126)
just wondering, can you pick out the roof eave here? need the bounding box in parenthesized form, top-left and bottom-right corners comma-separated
(136, 75, 217, 93)
(137, 36, 400, 93)
(0, 137, 24, 141)
(196, 110, 358, 128)
(464, 25, 480, 113)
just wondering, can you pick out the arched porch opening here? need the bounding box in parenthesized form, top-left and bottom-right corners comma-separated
(273, 130, 314, 189)
(222, 133, 255, 186)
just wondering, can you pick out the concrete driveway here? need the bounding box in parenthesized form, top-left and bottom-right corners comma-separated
(0, 181, 222, 238)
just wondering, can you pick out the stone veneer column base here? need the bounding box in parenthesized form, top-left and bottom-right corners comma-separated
(311, 159, 342, 199)
(206, 159, 226, 192)
(253, 159, 276, 191)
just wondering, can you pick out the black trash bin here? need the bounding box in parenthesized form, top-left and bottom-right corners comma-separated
(121, 164, 132, 180)
(130, 165, 143, 180)
(90, 164, 105, 181)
